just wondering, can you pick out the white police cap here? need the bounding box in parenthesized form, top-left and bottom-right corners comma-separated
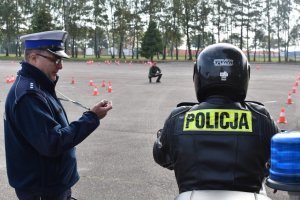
(20, 30, 70, 58)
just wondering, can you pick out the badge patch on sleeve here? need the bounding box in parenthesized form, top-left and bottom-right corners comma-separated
(183, 109, 252, 132)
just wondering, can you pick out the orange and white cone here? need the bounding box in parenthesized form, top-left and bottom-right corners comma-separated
(107, 85, 112, 93)
(89, 79, 94, 86)
(286, 93, 293, 104)
(101, 80, 106, 87)
(107, 83, 112, 93)
(86, 60, 94, 64)
(71, 77, 75, 84)
(10, 75, 15, 83)
(93, 87, 99, 96)
(292, 86, 297, 94)
(277, 107, 287, 124)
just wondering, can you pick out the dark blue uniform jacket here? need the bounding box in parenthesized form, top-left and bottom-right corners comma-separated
(4, 62, 100, 194)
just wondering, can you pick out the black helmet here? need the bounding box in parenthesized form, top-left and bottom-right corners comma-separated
(194, 43, 250, 102)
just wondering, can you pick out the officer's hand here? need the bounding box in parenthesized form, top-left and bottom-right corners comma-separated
(90, 100, 112, 119)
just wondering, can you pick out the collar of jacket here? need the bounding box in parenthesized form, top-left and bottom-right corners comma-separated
(18, 61, 58, 95)
(204, 95, 244, 106)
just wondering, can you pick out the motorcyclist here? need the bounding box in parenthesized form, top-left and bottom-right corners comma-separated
(153, 43, 280, 196)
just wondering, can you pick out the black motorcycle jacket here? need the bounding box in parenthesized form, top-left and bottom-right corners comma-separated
(153, 95, 280, 193)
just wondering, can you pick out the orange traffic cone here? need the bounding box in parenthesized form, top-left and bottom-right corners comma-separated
(10, 75, 15, 83)
(71, 77, 75, 84)
(86, 60, 94, 64)
(89, 79, 94, 86)
(277, 107, 287, 124)
(101, 80, 106, 87)
(93, 87, 99, 96)
(286, 93, 293, 104)
(295, 81, 299, 87)
(107, 85, 112, 93)
(5, 76, 10, 84)
(292, 86, 297, 94)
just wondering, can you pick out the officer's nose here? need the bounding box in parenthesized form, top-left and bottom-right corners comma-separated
(57, 61, 63, 69)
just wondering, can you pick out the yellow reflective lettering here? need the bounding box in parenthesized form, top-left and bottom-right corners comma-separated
(220, 112, 230, 129)
(195, 112, 205, 128)
(183, 109, 252, 132)
(185, 113, 195, 129)
(239, 113, 249, 129)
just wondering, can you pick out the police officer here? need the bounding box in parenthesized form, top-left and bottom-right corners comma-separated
(153, 43, 280, 196)
(4, 30, 112, 200)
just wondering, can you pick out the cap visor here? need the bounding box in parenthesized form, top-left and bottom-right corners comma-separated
(48, 49, 70, 59)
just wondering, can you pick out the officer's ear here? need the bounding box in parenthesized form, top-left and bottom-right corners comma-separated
(29, 53, 39, 64)
(25, 49, 38, 63)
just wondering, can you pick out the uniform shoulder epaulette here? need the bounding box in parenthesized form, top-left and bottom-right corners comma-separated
(14, 76, 46, 104)
(176, 102, 198, 107)
(244, 100, 269, 118)
(170, 102, 198, 118)
(244, 100, 264, 106)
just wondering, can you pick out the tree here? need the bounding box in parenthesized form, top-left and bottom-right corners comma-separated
(140, 21, 163, 61)
(181, 0, 198, 60)
(191, 32, 214, 49)
(264, 0, 276, 62)
(0, 0, 20, 56)
(64, 0, 93, 58)
(281, 0, 292, 62)
(252, 29, 265, 61)
(93, 0, 108, 58)
(0, 0, 299, 61)
(143, 0, 163, 22)
(194, 0, 211, 58)
(245, 0, 263, 60)
(212, 0, 227, 43)
(230, 0, 247, 50)
(289, 23, 300, 61)
(130, 0, 144, 60)
(114, 0, 132, 59)
(250, 0, 264, 61)
(159, 0, 173, 60)
(169, 0, 183, 60)
(31, 7, 54, 32)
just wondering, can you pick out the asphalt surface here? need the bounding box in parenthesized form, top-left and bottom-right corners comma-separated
(0, 60, 299, 200)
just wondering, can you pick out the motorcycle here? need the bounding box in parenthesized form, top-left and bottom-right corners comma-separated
(172, 131, 300, 200)
(175, 189, 271, 200)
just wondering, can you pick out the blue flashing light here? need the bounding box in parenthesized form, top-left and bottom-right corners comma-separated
(270, 131, 300, 184)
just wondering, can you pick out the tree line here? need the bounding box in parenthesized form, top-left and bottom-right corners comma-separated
(0, 0, 299, 62)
